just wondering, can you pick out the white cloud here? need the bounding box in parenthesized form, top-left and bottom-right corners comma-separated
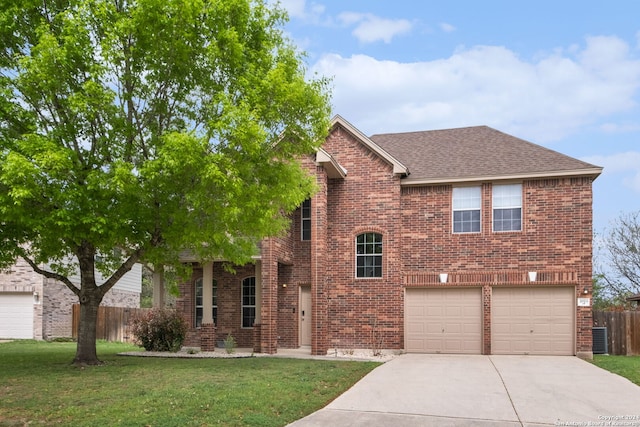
(582, 152, 640, 193)
(276, 0, 325, 22)
(277, 0, 306, 18)
(581, 152, 640, 174)
(311, 36, 640, 141)
(337, 12, 413, 44)
(440, 22, 456, 33)
(600, 122, 640, 133)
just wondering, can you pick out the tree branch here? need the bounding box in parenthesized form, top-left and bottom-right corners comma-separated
(98, 248, 144, 298)
(20, 255, 80, 297)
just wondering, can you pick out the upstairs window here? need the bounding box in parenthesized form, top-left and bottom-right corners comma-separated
(301, 199, 311, 241)
(195, 278, 217, 327)
(493, 184, 522, 232)
(356, 232, 383, 278)
(242, 277, 256, 328)
(453, 187, 481, 233)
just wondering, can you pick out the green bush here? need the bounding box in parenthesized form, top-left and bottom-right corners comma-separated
(131, 308, 188, 352)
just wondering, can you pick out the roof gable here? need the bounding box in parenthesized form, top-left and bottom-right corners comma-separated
(329, 115, 409, 176)
(370, 125, 602, 184)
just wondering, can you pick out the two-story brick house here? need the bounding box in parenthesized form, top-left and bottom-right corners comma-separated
(177, 115, 602, 359)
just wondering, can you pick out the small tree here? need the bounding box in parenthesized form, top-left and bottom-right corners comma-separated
(0, 0, 330, 365)
(595, 211, 640, 307)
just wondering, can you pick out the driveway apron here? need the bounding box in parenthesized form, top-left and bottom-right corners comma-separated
(288, 354, 640, 427)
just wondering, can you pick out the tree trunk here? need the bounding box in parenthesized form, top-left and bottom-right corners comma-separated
(73, 293, 102, 365)
(73, 242, 104, 366)
(73, 289, 102, 366)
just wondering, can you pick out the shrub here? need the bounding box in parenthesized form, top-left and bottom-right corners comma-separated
(131, 308, 188, 352)
(224, 333, 236, 354)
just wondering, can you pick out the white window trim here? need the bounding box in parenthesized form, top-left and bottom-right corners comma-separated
(452, 186, 482, 234)
(301, 199, 311, 241)
(492, 184, 523, 232)
(241, 276, 256, 329)
(195, 277, 203, 328)
(195, 277, 217, 328)
(355, 232, 383, 279)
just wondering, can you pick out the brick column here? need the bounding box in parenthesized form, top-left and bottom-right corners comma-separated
(482, 284, 492, 355)
(260, 242, 278, 354)
(253, 324, 262, 353)
(311, 167, 329, 355)
(200, 323, 216, 351)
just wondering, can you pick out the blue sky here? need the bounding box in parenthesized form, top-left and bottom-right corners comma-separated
(277, 0, 640, 241)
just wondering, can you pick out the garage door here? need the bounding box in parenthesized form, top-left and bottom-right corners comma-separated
(0, 293, 34, 339)
(492, 287, 574, 355)
(405, 288, 482, 354)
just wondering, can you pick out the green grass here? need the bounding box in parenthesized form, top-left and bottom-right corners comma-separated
(592, 355, 640, 386)
(0, 340, 380, 427)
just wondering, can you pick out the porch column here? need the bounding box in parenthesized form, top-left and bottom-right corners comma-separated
(255, 260, 262, 324)
(311, 167, 329, 355)
(201, 261, 216, 351)
(259, 242, 278, 354)
(152, 265, 165, 308)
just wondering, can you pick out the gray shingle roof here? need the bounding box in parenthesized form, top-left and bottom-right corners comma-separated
(369, 126, 602, 184)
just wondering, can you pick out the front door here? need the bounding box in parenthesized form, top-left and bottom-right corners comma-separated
(299, 285, 312, 346)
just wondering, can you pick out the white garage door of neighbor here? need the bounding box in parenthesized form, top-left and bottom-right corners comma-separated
(0, 293, 34, 339)
(405, 287, 482, 354)
(492, 287, 574, 356)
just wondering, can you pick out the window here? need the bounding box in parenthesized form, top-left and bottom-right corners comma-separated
(301, 199, 311, 241)
(453, 187, 481, 233)
(195, 278, 218, 327)
(356, 232, 382, 278)
(212, 279, 218, 325)
(242, 277, 256, 328)
(493, 184, 522, 232)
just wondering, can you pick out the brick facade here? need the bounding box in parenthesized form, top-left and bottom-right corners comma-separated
(176, 117, 598, 358)
(42, 278, 139, 339)
(0, 259, 140, 340)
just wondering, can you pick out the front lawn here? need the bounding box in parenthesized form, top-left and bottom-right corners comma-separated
(0, 340, 379, 426)
(592, 355, 640, 386)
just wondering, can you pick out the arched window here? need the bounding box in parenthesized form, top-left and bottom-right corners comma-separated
(356, 232, 383, 278)
(241, 277, 256, 328)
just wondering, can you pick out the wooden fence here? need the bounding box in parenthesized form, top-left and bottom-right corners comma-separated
(72, 305, 150, 343)
(592, 311, 640, 355)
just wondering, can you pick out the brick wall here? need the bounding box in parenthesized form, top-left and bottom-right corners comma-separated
(43, 277, 139, 339)
(1, 258, 139, 340)
(175, 127, 596, 357)
(178, 263, 258, 349)
(400, 177, 595, 355)
(320, 126, 404, 351)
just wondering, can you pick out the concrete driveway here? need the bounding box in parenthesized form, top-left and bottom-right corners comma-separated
(288, 354, 640, 427)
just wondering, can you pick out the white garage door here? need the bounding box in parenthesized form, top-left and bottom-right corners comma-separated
(405, 288, 482, 354)
(492, 287, 574, 355)
(0, 293, 34, 339)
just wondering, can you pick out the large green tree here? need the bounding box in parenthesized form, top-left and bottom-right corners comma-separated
(595, 211, 640, 308)
(0, 0, 330, 365)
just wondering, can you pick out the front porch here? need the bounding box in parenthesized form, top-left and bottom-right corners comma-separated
(164, 259, 322, 355)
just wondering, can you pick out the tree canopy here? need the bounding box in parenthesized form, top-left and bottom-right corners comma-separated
(0, 0, 330, 364)
(594, 210, 640, 309)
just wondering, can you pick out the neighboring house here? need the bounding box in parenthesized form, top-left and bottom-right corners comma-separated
(175, 115, 602, 358)
(0, 257, 141, 340)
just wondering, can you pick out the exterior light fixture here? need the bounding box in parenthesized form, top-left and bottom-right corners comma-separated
(583, 287, 589, 295)
(439, 273, 448, 283)
(528, 272, 537, 282)
(282, 283, 287, 288)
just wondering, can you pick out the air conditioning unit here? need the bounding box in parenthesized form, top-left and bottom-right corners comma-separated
(592, 327, 608, 354)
